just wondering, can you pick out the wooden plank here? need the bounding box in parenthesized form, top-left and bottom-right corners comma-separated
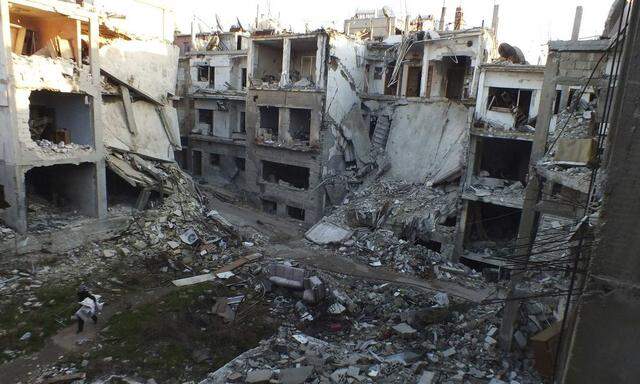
(12, 25, 26, 54)
(172, 253, 262, 287)
(57, 37, 74, 60)
(120, 85, 138, 135)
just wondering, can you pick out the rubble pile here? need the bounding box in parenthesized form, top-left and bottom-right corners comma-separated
(549, 109, 594, 142)
(200, 266, 543, 384)
(308, 180, 459, 273)
(465, 174, 524, 205)
(0, 224, 15, 242)
(26, 194, 87, 232)
(35, 139, 92, 154)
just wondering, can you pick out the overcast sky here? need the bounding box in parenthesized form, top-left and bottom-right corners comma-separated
(173, 0, 613, 64)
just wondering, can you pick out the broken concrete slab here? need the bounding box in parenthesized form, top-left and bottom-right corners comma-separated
(245, 369, 273, 383)
(279, 366, 314, 384)
(172, 273, 215, 287)
(305, 220, 353, 245)
(392, 322, 417, 336)
(417, 371, 435, 384)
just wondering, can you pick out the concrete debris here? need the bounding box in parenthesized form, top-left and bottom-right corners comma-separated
(180, 228, 200, 245)
(392, 322, 417, 336)
(305, 220, 354, 245)
(35, 139, 92, 154)
(245, 369, 273, 383)
(417, 371, 436, 384)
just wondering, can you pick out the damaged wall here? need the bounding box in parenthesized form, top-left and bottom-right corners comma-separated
(475, 67, 544, 128)
(324, 34, 370, 172)
(95, 0, 175, 42)
(100, 39, 180, 161)
(385, 100, 469, 184)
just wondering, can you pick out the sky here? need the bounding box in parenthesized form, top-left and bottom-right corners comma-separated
(172, 0, 614, 64)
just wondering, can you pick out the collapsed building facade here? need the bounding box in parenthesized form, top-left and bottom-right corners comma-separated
(179, 5, 500, 233)
(0, 0, 180, 250)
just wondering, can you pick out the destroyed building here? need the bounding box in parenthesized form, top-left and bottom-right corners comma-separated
(1, 1, 639, 383)
(0, 0, 180, 249)
(180, 5, 500, 231)
(182, 28, 353, 224)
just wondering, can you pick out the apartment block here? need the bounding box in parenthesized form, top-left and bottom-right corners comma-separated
(0, 0, 105, 234)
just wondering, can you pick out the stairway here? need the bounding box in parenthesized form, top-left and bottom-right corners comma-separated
(371, 115, 391, 149)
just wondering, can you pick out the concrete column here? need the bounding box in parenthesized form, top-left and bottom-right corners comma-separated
(419, 42, 430, 97)
(491, 4, 500, 38)
(247, 40, 255, 85)
(559, 6, 584, 110)
(0, 0, 18, 162)
(439, 6, 447, 31)
(571, 6, 583, 40)
(280, 37, 291, 87)
(278, 107, 292, 144)
(498, 52, 560, 350)
(400, 63, 410, 96)
(315, 34, 327, 89)
(87, 15, 107, 218)
(309, 108, 321, 146)
(563, 3, 640, 382)
(74, 19, 82, 66)
(89, 14, 100, 84)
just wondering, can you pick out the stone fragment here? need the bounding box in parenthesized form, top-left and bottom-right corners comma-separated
(279, 366, 313, 384)
(514, 330, 527, 349)
(245, 369, 273, 383)
(442, 347, 456, 357)
(417, 371, 435, 384)
(392, 322, 417, 336)
(226, 372, 242, 382)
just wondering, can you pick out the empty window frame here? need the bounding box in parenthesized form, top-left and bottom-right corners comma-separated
(241, 68, 247, 89)
(238, 112, 246, 133)
(210, 153, 221, 166)
(487, 87, 533, 115)
(373, 66, 384, 80)
(262, 161, 310, 189)
(197, 65, 215, 86)
(467, 202, 521, 244)
(405, 65, 422, 97)
(289, 108, 311, 142)
(287, 205, 305, 220)
(384, 65, 398, 96)
(259, 106, 279, 139)
(197, 65, 209, 81)
(443, 56, 471, 99)
(478, 137, 532, 183)
(262, 199, 277, 215)
(28, 90, 94, 147)
(235, 157, 245, 171)
(192, 150, 202, 176)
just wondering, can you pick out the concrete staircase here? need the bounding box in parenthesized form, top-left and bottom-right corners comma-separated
(371, 115, 391, 149)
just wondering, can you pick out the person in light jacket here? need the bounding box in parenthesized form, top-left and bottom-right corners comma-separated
(74, 284, 102, 333)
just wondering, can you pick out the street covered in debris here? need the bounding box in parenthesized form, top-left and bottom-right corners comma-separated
(1, 0, 640, 383)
